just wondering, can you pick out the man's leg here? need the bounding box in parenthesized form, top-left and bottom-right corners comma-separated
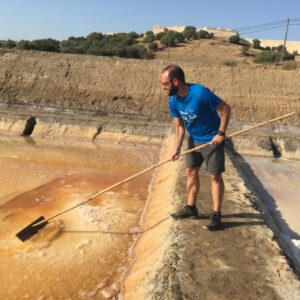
(170, 166, 200, 219)
(186, 167, 200, 206)
(203, 173, 224, 230)
(210, 173, 224, 212)
(203, 142, 225, 230)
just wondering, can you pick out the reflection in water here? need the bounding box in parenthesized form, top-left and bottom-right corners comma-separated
(0, 136, 159, 299)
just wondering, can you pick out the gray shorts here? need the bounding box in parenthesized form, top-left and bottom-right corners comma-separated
(185, 137, 225, 175)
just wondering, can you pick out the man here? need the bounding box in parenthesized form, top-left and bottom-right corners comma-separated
(161, 65, 231, 230)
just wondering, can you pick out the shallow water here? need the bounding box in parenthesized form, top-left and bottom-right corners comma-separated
(238, 155, 300, 268)
(0, 136, 159, 299)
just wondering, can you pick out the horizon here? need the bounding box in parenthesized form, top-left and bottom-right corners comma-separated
(0, 0, 299, 42)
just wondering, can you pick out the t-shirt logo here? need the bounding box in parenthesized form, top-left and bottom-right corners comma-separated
(180, 109, 197, 123)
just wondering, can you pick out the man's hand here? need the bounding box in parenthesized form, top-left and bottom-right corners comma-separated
(211, 134, 225, 145)
(171, 148, 181, 161)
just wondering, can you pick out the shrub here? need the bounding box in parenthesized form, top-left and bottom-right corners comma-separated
(17, 38, 60, 52)
(223, 60, 237, 67)
(254, 47, 295, 63)
(197, 30, 210, 39)
(149, 42, 158, 51)
(254, 50, 279, 63)
(253, 39, 261, 49)
(284, 52, 295, 60)
(293, 50, 298, 56)
(229, 35, 240, 44)
(0, 39, 16, 48)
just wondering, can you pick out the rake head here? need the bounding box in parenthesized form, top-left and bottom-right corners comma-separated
(16, 216, 48, 242)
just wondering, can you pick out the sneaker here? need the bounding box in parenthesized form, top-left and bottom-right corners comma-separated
(170, 205, 198, 220)
(203, 212, 222, 230)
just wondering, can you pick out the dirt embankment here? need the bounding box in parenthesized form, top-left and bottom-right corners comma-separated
(1, 50, 299, 158)
(0, 50, 299, 124)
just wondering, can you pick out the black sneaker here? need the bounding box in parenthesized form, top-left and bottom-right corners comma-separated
(203, 212, 222, 230)
(170, 205, 198, 220)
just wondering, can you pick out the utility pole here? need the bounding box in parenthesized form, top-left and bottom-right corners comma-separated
(281, 18, 290, 62)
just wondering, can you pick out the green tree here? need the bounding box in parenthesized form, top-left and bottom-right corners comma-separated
(17, 40, 31, 50)
(127, 31, 139, 39)
(173, 31, 184, 43)
(155, 32, 166, 40)
(31, 38, 60, 52)
(183, 26, 197, 40)
(143, 31, 155, 43)
(17, 38, 60, 52)
(60, 36, 88, 54)
(160, 32, 176, 47)
(86, 32, 104, 43)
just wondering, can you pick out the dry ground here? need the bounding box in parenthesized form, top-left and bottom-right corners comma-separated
(146, 154, 300, 300)
(154, 37, 300, 67)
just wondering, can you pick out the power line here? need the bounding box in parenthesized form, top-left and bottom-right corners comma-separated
(239, 24, 287, 35)
(235, 20, 287, 31)
(235, 18, 300, 34)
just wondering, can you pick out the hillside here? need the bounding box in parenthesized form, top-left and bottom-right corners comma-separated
(0, 44, 299, 124)
(155, 37, 258, 65)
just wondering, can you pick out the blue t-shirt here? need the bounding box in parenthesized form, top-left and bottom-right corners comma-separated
(168, 83, 222, 143)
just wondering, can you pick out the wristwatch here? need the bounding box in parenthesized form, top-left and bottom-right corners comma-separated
(217, 130, 225, 136)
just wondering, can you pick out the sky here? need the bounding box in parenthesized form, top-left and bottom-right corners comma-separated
(0, 0, 299, 41)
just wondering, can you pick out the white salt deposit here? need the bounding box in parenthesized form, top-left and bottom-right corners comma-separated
(100, 287, 118, 299)
(76, 239, 91, 249)
(129, 227, 142, 234)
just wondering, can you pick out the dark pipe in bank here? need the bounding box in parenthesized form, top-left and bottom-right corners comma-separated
(21, 117, 37, 136)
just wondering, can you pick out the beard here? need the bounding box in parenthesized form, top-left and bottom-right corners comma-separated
(168, 83, 178, 96)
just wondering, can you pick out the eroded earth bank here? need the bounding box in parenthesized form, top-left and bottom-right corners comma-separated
(0, 50, 300, 299)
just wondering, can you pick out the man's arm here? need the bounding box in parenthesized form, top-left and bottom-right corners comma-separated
(211, 101, 231, 145)
(172, 117, 185, 161)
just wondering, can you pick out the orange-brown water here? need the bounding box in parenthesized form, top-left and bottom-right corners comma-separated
(0, 136, 159, 299)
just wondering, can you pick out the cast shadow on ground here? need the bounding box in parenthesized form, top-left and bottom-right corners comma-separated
(189, 212, 265, 230)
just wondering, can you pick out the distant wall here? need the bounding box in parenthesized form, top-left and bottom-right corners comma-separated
(152, 25, 237, 38)
(152, 25, 186, 35)
(245, 38, 300, 53)
(202, 27, 237, 38)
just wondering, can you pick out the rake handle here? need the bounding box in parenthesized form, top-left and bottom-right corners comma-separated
(35, 111, 296, 226)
